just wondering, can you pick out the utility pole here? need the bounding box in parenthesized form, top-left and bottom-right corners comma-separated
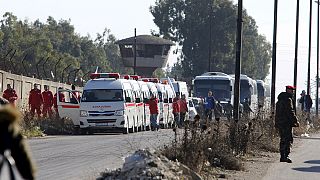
(294, 0, 300, 110)
(133, 28, 137, 75)
(208, 1, 212, 72)
(316, 0, 320, 116)
(307, 0, 312, 95)
(271, 0, 278, 112)
(234, 0, 243, 123)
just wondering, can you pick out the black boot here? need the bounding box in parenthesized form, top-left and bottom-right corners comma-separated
(280, 153, 292, 163)
(280, 152, 287, 162)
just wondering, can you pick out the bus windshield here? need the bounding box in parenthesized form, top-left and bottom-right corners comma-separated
(240, 81, 252, 103)
(81, 89, 123, 102)
(194, 79, 231, 101)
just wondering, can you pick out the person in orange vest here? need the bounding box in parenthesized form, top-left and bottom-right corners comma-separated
(42, 85, 54, 118)
(179, 94, 188, 126)
(3, 84, 18, 107)
(28, 84, 43, 118)
(147, 94, 159, 131)
(173, 92, 181, 128)
(53, 87, 65, 113)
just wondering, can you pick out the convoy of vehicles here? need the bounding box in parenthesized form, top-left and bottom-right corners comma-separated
(193, 72, 270, 116)
(57, 73, 190, 133)
(57, 71, 270, 133)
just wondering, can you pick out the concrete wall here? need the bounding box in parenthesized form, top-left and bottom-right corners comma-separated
(0, 70, 83, 110)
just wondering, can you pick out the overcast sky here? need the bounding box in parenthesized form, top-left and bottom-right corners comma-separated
(1, 0, 319, 97)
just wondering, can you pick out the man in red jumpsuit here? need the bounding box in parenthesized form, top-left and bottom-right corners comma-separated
(3, 84, 18, 107)
(42, 85, 54, 118)
(29, 84, 43, 118)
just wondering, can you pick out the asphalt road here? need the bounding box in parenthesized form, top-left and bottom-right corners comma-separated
(28, 129, 174, 180)
(263, 134, 320, 180)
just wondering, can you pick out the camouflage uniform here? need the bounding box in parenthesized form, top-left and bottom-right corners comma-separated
(275, 91, 298, 163)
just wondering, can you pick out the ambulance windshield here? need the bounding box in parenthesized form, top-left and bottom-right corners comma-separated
(81, 89, 123, 102)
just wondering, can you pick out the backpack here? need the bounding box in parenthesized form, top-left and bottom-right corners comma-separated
(0, 131, 24, 180)
(0, 149, 24, 180)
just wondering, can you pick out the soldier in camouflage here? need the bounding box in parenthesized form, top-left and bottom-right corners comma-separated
(275, 85, 299, 163)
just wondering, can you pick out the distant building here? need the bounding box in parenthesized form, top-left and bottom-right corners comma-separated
(117, 35, 174, 76)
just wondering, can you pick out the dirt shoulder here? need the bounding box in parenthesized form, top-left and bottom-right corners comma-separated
(217, 138, 303, 180)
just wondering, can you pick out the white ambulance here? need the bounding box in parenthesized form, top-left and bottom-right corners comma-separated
(58, 73, 137, 134)
(154, 82, 169, 128)
(163, 83, 175, 127)
(125, 75, 145, 132)
(137, 80, 151, 130)
(145, 80, 160, 126)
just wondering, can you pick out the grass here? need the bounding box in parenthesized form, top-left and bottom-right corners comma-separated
(19, 110, 75, 137)
(158, 107, 315, 176)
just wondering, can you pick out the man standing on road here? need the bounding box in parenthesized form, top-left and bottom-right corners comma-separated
(179, 94, 188, 126)
(275, 85, 299, 163)
(42, 85, 54, 118)
(29, 84, 43, 118)
(147, 94, 159, 131)
(204, 91, 215, 122)
(299, 90, 306, 111)
(173, 92, 181, 127)
(3, 84, 18, 107)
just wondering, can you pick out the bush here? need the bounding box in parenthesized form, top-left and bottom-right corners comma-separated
(20, 110, 74, 137)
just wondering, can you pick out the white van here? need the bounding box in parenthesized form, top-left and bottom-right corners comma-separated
(155, 83, 169, 128)
(172, 81, 189, 98)
(59, 73, 137, 134)
(137, 80, 151, 130)
(127, 77, 144, 132)
(163, 83, 175, 127)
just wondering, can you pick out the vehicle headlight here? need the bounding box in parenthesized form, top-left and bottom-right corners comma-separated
(80, 110, 88, 117)
(115, 110, 124, 116)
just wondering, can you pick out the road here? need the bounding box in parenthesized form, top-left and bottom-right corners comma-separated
(28, 130, 174, 180)
(263, 134, 320, 180)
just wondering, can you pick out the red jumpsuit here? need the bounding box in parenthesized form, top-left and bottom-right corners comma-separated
(3, 89, 18, 107)
(42, 90, 54, 117)
(29, 89, 43, 117)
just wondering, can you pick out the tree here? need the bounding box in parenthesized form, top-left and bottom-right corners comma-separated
(150, 0, 271, 80)
(0, 13, 126, 83)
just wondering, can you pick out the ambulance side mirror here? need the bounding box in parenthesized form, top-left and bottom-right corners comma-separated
(164, 99, 168, 103)
(135, 98, 141, 103)
(169, 98, 173, 103)
(125, 97, 131, 103)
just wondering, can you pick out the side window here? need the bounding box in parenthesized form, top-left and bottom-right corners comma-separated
(124, 90, 134, 103)
(60, 91, 79, 104)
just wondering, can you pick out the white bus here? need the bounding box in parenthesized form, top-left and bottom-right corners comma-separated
(193, 72, 234, 106)
(230, 74, 258, 113)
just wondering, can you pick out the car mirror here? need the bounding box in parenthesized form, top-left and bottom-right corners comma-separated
(125, 97, 131, 103)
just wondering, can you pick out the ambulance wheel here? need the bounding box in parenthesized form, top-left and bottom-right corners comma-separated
(129, 118, 134, 133)
(122, 127, 129, 134)
(73, 126, 80, 135)
(129, 126, 134, 133)
(146, 124, 151, 131)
